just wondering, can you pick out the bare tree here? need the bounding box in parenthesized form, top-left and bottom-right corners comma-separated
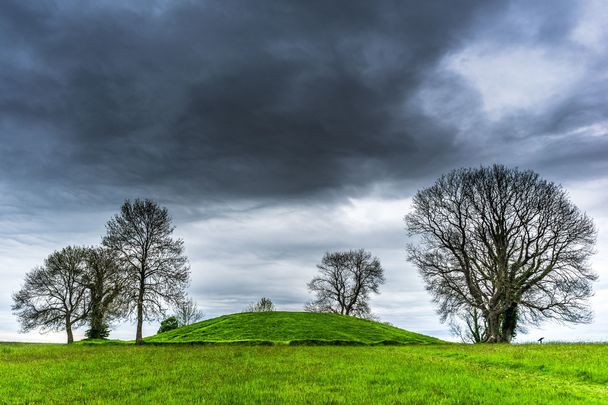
(174, 297, 205, 326)
(12, 246, 89, 344)
(83, 247, 126, 339)
(245, 297, 275, 312)
(406, 165, 597, 343)
(449, 306, 488, 344)
(102, 199, 190, 344)
(305, 249, 384, 318)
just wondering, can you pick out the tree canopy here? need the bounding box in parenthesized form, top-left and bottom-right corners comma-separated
(12, 246, 90, 343)
(82, 247, 126, 339)
(406, 165, 597, 343)
(102, 199, 190, 344)
(305, 249, 384, 319)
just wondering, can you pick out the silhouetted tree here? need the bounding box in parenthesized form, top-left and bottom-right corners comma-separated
(246, 297, 275, 312)
(158, 316, 179, 333)
(12, 246, 90, 344)
(305, 249, 384, 318)
(103, 199, 190, 344)
(83, 247, 125, 339)
(406, 165, 597, 343)
(174, 297, 205, 326)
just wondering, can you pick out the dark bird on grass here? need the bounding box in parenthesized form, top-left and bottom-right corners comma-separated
(538, 337, 544, 344)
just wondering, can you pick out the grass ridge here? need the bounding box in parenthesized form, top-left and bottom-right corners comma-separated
(144, 311, 443, 345)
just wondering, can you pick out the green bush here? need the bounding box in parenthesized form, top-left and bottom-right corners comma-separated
(85, 323, 110, 339)
(158, 316, 179, 333)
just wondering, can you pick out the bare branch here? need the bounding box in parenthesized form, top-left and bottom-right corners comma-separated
(12, 246, 90, 343)
(406, 165, 597, 343)
(102, 199, 190, 344)
(306, 249, 385, 319)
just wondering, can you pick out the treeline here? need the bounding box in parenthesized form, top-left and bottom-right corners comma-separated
(12, 199, 192, 344)
(11, 198, 388, 344)
(11, 165, 598, 345)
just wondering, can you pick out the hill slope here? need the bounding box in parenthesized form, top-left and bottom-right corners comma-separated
(145, 311, 443, 345)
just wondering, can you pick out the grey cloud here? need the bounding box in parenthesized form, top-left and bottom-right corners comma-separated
(0, 0, 506, 210)
(409, 2, 608, 185)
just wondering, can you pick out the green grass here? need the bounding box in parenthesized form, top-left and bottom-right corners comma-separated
(144, 311, 443, 345)
(1, 314, 605, 403)
(0, 343, 607, 403)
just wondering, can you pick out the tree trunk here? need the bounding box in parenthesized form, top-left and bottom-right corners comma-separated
(135, 300, 144, 344)
(66, 320, 74, 344)
(135, 279, 145, 345)
(467, 308, 484, 343)
(486, 312, 499, 343)
(89, 300, 102, 339)
(500, 304, 518, 343)
(135, 311, 143, 344)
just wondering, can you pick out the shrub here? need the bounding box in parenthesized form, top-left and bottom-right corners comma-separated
(85, 323, 111, 339)
(158, 316, 179, 333)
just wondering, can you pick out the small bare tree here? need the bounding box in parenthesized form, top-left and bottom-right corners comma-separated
(305, 249, 384, 318)
(406, 165, 597, 343)
(12, 246, 90, 344)
(245, 297, 275, 312)
(449, 306, 488, 343)
(102, 199, 190, 344)
(174, 297, 205, 326)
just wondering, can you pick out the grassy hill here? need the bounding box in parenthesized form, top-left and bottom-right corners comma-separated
(144, 311, 443, 345)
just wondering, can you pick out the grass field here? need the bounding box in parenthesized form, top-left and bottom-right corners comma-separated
(2, 314, 606, 403)
(144, 311, 442, 345)
(1, 343, 607, 403)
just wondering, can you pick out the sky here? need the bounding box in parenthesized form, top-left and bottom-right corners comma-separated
(1, 0, 607, 343)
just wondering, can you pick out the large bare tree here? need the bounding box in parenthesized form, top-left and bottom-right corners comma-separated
(83, 247, 126, 339)
(102, 199, 190, 344)
(305, 249, 384, 319)
(12, 246, 90, 343)
(406, 165, 597, 343)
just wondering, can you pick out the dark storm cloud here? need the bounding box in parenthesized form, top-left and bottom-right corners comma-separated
(0, 0, 508, 208)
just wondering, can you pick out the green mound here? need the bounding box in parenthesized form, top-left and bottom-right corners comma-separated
(74, 338, 131, 345)
(144, 311, 443, 345)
